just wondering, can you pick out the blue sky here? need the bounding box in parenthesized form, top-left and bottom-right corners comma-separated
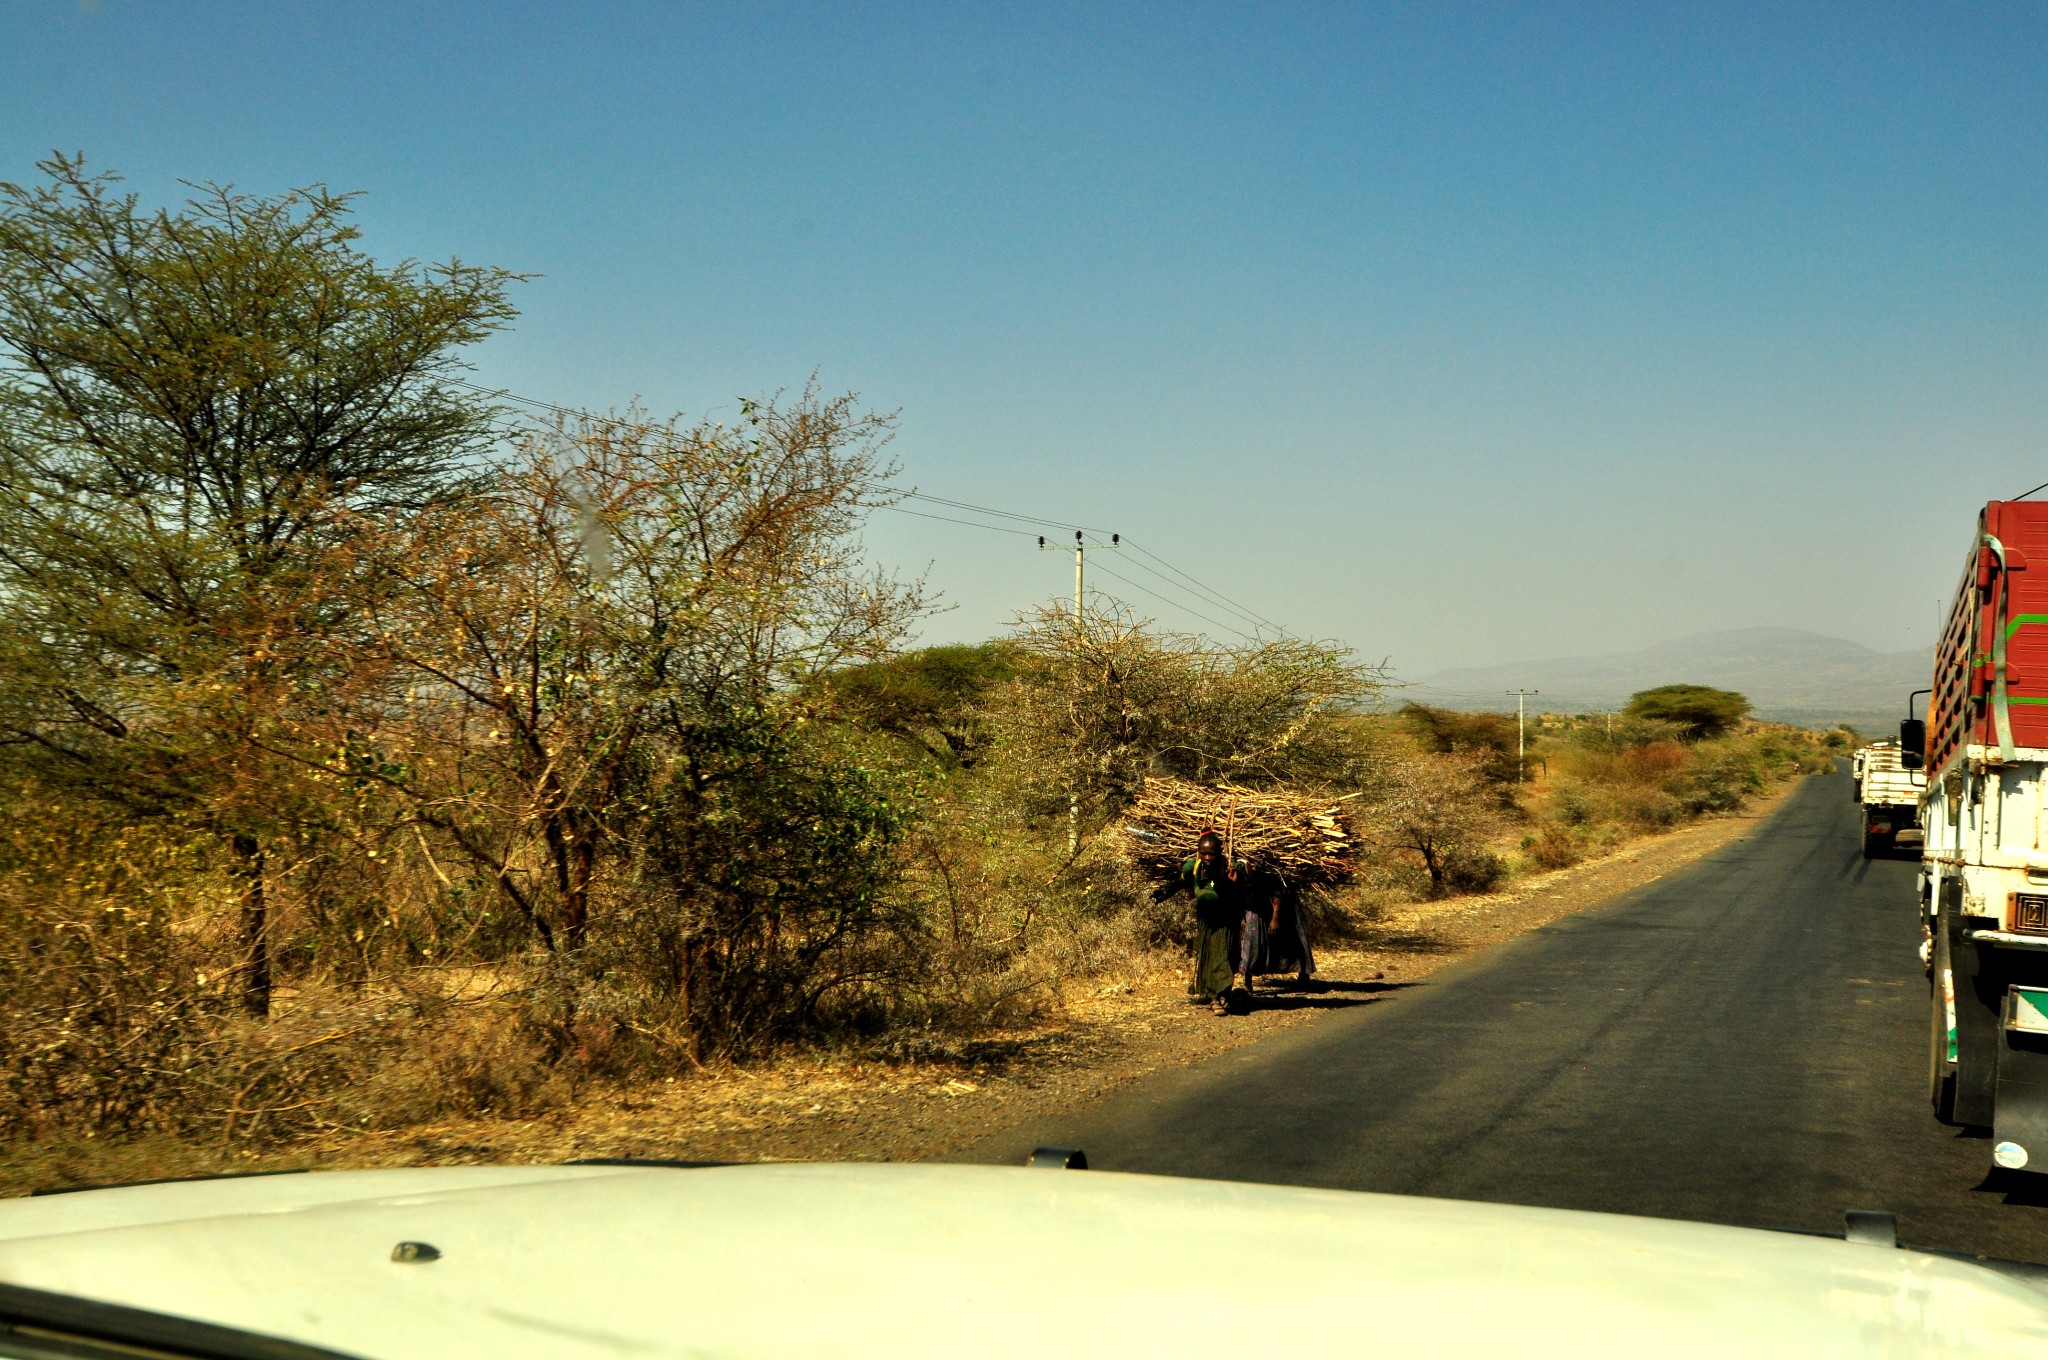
(5, 2, 2044, 682)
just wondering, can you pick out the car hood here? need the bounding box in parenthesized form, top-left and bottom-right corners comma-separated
(1, 1162, 2045, 1359)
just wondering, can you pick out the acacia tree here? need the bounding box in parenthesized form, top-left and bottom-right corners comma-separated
(1401, 703, 1523, 790)
(299, 390, 927, 1056)
(1372, 749, 1501, 897)
(0, 155, 518, 1013)
(1624, 685, 1752, 741)
(992, 601, 1381, 832)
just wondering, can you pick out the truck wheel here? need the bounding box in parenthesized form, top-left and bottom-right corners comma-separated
(1862, 828, 1887, 859)
(1931, 965, 1959, 1125)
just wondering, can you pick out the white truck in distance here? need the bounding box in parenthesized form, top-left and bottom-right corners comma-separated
(1853, 740, 1924, 859)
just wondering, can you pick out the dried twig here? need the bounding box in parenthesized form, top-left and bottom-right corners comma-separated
(1123, 777, 1357, 887)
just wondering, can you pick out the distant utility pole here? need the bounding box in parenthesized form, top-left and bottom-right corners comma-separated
(1041, 529, 1120, 854)
(1506, 689, 1539, 782)
(1040, 529, 1119, 625)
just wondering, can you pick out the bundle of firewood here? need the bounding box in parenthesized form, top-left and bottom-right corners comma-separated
(1122, 777, 1358, 888)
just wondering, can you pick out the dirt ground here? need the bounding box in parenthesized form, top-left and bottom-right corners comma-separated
(0, 781, 1799, 1196)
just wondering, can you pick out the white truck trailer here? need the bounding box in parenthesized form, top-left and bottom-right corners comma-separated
(1852, 740, 1925, 858)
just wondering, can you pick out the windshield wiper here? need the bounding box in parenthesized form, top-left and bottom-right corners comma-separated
(0, 1281, 359, 1360)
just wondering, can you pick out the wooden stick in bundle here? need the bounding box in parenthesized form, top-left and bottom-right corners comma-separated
(1123, 777, 1357, 889)
(1223, 793, 1238, 878)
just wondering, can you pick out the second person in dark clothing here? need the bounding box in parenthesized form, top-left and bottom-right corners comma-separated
(1255, 877, 1317, 986)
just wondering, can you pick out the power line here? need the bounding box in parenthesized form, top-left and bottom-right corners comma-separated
(1120, 539, 1299, 640)
(1398, 682, 1504, 700)
(1106, 549, 1280, 637)
(891, 501, 1270, 642)
(871, 476, 1288, 639)
(1086, 561, 1257, 640)
(456, 377, 1300, 642)
(875, 504, 1041, 538)
(904, 497, 1306, 647)
(1087, 560, 1257, 641)
(451, 378, 600, 426)
(456, 378, 1111, 530)
(896, 490, 1113, 535)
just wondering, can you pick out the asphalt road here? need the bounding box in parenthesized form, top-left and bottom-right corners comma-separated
(960, 766, 2048, 1261)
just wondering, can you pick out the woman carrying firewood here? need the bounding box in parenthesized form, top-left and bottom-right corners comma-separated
(1257, 876, 1317, 987)
(1153, 830, 1265, 1014)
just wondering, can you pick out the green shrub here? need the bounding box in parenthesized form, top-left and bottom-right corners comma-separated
(1523, 822, 1583, 871)
(1567, 714, 1688, 751)
(1442, 847, 1507, 895)
(1551, 780, 1599, 826)
(1614, 786, 1686, 829)
(1677, 749, 1765, 813)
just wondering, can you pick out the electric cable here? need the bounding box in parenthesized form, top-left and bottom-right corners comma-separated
(454, 377, 1302, 640)
(1106, 550, 1282, 637)
(1395, 683, 1503, 701)
(892, 490, 1114, 535)
(1085, 561, 1259, 641)
(875, 504, 1042, 538)
(457, 378, 1109, 530)
(1120, 539, 1298, 640)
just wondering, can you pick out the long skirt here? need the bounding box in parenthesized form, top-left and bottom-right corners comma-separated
(1192, 918, 1237, 1001)
(1256, 898, 1316, 978)
(1238, 910, 1267, 982)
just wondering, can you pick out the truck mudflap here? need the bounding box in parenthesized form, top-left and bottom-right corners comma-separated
(1945, 899, 2004, 1127)
(1994, 987, 2048, 1173)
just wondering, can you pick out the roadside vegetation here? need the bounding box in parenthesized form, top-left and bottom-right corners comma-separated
(0, 158, 1843, 1185)
(1356, 692, 1843, 901)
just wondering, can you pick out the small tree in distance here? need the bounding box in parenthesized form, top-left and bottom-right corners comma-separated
(1400, 703, 1522, 791)
(1373, 749, 1503, 897)
(1623, 685, 1752, 741)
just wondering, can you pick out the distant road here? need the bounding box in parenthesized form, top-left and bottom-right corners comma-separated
(960, 767, 2048, 1261)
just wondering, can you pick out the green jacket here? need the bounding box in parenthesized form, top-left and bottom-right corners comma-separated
(1177, 855, 1254, 925)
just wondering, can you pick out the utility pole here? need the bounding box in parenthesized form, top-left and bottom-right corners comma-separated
(1506, 689, 1539, 782)
(1073, 530, 1084, 624)
(1038, 526, 1120, 628)
(1041, 529, 1119, 853)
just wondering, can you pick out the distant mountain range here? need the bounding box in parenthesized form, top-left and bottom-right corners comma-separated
(1409, 628, 1929, 732)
